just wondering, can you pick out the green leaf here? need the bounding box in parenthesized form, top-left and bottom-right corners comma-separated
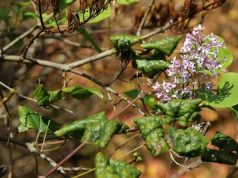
(110, 34, 139, 50)
(0, 9, 10, 22)
(82, 119, 128, 148)
(59, 0, 75, 10)
(135, 59, 170, 78)
(78, 6, 111, 24)
(22, 12, 38, 20)
(145, 129, 169, 156)
(211, 132, 238, 152)
(157, 99, 202, 126)
(33, 84, 62, 106)
(55, 112, 106, 137)
(77, 27, 102, 52)
(201, 132, 238, 165)
(62, 85, 103, 100)
(134, 116, 169, 156)
(168, 128, 208, 157)
(65, 0, 75, 4)
(90, 6, 111, 23)
(18, 105, 60, 134)
(230, 104, 238, 119)
(218, 47, 233, 68)
(142, 95, 158, 110)
(134, 116, 162, 138)
(117, 0, 140, 5)
(95, 152, 141, 178)
(201, 149, 237, 165)
(200, 72, 238, 108)
(124, 89, 139, 99)
(141, 36, 182, 56)
(55, 112, 128, 148)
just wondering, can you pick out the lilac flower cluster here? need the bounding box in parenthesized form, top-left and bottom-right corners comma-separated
(153, 25, 226, 102)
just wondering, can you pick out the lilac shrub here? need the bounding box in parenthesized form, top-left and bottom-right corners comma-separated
(153, 25, 226, 102)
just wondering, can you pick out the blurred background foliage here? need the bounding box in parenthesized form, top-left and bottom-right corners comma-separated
(0, 0, 238, 178)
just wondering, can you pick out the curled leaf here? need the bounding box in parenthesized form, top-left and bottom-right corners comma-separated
(18, 105, 60, 134)
(141, 36, 182, 56)
(63, 85, 103, 99)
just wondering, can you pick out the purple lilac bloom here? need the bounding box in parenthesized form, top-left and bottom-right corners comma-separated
(153, 24, 226, 102)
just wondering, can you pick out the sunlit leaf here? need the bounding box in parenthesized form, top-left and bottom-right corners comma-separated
(90, 6, 111, 23)
(218, 47, 233, 68)
(142, 95, 158, 110)
(200, 72, 238, 108)
(78, 6, 111, 24)
(62, 85, 103, 99)
(117, 0, 140, 5)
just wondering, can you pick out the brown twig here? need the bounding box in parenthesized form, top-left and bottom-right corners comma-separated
(43, 142, 86, 177)
(136, 0, 156, 36)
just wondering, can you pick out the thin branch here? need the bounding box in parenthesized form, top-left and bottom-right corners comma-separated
(2, 26, 39, 53)
(69, 70, 145, 115)
(136, 0, 156, 36)
(0, 81, 74, 115)
(43, 142, 86, 177)
(23, 29, 44, 58)
(109, 133, 139, 157)
(62, 167, 92, 172)
(110, 93, 144, 120)
(0, 135, 68, 177)
(0, 92, 13, 178)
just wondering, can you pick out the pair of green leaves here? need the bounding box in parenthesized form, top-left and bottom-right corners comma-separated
(19, 107, 128, 148)
(134, 116, 169, 156)
(134, 36, 182, 78)
(111, 34, 181, 78)
(111, 34, 181, 56)
(134, 116, 208, 157)
(201, 132, 238, 165)
(33, 84, 103, 106)
(95, 152, 141, 178)
(55, 112, 128, 148)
